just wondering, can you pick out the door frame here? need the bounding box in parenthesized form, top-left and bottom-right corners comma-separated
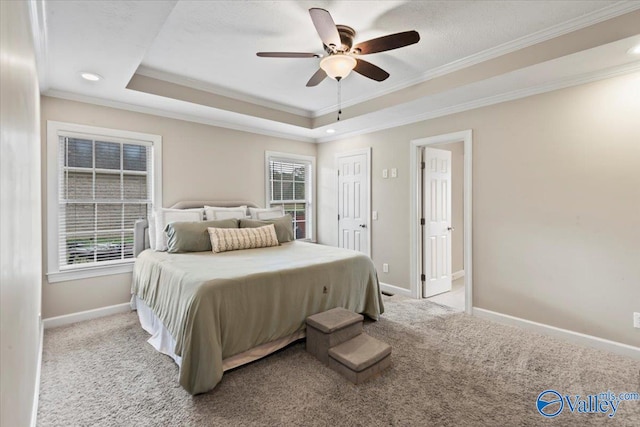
(409, 130, 473, 314)
(335, 147, 372, 257)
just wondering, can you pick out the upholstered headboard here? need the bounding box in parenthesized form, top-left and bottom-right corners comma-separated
(133, 200, 261, 257)
(169, 200, 260, 210)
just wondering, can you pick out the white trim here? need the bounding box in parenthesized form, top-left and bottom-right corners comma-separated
(473, 308, 640, 360)
(452, 270, 465, 281)
(43, 90, 315, 143)
(47, 262, 134, 283)
(312, 1, 640, 117)
(335, 148, 372, 257)
(264, 151, 316, 241)
(45, 63, 640, 146)
(315, 62, 640, 144)
(410, 130, 473, 315)
(46, 121, 162, 282)
(135, 65, 313, 118)
(379, 282, 412, 297)
(43, 302, 132, 329)
(30, 319, 43, 427)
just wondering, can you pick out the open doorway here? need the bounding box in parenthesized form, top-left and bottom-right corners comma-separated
(409, 130, 473, 314)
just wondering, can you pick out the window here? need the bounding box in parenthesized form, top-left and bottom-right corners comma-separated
(265, 151, 315, 241)
(47, 121, 162, 282)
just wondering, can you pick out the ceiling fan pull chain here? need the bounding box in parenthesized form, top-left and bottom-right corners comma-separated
(337, 78, 342, 121)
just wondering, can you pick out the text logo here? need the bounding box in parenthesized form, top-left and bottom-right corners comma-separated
(536, 389, 638, 418)
(537, 390, 564, 418)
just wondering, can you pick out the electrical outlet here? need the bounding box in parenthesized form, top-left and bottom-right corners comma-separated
(382, 169, 388, 179)
(634, 312, 640, 329)
(391, 168, 398, 178)
(382, 263, 389, 273)
(372, 211, 378, 220)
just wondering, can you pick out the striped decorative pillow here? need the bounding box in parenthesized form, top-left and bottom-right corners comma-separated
(207, 224, 279, 253)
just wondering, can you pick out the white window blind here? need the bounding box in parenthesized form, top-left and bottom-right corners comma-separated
(47, 121, 161, 282)
(56, 135, 152, 269)
(267, 155, 313, 240)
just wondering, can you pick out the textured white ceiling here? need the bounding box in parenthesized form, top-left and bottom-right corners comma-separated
(139, 0, 614, 113)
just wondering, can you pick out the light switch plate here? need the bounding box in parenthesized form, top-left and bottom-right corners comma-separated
(391, 168, 398, 178)
(372, 211, 378, 220)
(382, 169, 388, 179)
(634, 312, 640, 328)
(382, 263, 389, 273)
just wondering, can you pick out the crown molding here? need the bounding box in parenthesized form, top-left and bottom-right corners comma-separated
(27, 0, 49, 92)
(135, 65, 314, 119)
(316, 61, 640, 143)
(43, 61, 640, 145)
(313, 1, 640, 117)
(42, 89, 315, 143)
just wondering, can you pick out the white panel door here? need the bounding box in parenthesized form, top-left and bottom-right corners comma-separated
(422, 147, 452, 297)
(338, 152, 369, 254)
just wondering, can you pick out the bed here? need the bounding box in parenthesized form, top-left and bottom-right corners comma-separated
(131, 201, 384, 395)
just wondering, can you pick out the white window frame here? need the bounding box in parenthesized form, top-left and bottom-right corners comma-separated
(264, 151, 316, 242)
(46, 121, 162, 283)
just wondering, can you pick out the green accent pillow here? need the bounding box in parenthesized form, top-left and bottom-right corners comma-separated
(239, 214, 294, 243)
(165, 219, 238, 253)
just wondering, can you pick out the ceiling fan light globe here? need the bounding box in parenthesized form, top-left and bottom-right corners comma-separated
(320, 54, 357, 80)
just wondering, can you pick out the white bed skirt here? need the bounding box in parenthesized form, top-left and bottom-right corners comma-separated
(132, 296, 306, 371)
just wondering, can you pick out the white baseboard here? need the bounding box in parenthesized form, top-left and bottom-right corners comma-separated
(43, 302, 131, 329)
(452, 270, 465, 281)
(379, 282, 413, 297)
(473, 307, 640, 360)
(31, 319, 43, 427)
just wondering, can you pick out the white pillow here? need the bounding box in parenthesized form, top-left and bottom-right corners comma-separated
(154, 208, 204, 251)
(204, 205, 247, 220)
(148, 213, 156, 250)
(249, 206, 285, 220)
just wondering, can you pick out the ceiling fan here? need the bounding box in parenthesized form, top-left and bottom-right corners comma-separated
(256, 8, 420, 87)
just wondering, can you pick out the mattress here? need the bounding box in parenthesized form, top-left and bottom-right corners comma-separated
(131, 241, 383, 394)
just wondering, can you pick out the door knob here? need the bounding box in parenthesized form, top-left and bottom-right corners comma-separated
(447, 227, 454, 231)
(359, 224, 367, 228)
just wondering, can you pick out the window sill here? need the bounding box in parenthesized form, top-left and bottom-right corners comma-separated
(47, 262, 134, 283)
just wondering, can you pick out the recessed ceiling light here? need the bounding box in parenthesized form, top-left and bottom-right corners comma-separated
(80, 72, 102, 81)
(326, 129, 336, 134)
(628, 44, 640, 55)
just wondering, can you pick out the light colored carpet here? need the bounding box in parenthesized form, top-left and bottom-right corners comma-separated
(38, 296, 640, 426)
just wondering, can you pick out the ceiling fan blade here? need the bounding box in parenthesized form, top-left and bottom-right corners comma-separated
(353, 30, 420, 55)
(353, 59, 390, 82)
(306, 68, 327, 87)
(257, 52, 320, 58)
(309, 8, 341, 50)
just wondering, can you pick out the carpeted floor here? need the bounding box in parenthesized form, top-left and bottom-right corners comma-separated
(38, 296, 640, 426)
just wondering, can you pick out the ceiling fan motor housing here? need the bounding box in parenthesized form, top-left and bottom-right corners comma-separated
(325, 25, 356, 54)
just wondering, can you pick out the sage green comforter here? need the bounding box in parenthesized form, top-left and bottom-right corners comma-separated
(131, 241, 383, 395)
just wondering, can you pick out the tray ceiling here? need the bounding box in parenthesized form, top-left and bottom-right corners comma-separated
(37, 1, 640, 142)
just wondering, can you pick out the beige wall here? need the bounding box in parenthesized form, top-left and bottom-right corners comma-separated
(1, 1, 43, 426)
(40, 97, 317, 318)
(318, 72, 640, 347)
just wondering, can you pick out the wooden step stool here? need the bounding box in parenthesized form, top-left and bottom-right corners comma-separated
(328, 333, 392, 384)
(306, 307, 363, 365)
